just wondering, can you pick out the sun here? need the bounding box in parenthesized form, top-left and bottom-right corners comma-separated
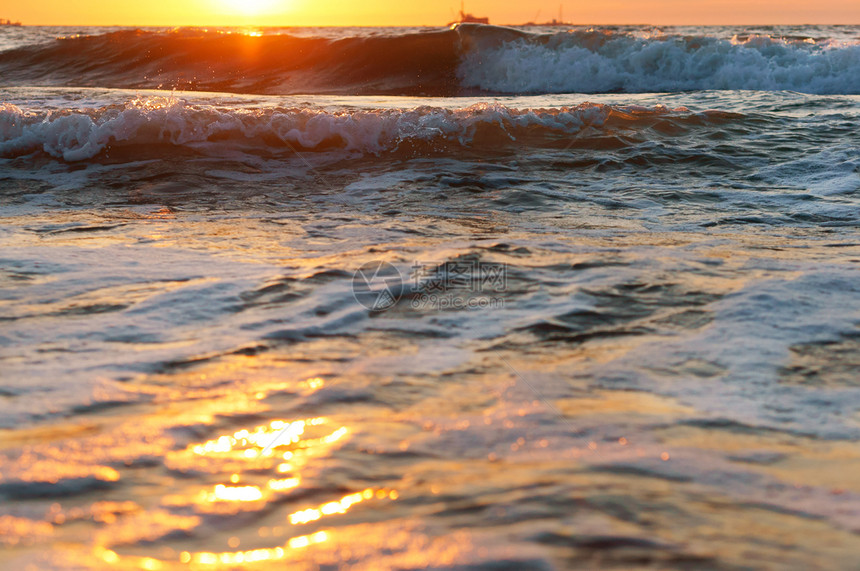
(218, 0, 281, 17)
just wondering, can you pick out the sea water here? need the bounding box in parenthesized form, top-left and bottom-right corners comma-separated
(1, 24, 859, 569)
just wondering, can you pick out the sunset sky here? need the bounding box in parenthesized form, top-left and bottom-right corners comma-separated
(2, 0, 859, 26)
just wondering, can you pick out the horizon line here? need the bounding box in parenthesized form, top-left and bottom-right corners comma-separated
(7, 21, 860, 27)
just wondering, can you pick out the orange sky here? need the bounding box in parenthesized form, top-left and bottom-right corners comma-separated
(2, 0, 859, 26)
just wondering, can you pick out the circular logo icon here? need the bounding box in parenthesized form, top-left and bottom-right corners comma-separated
(352, 261, 403, 312)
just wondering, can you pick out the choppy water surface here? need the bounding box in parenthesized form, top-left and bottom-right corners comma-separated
(1, 25, 860, 570)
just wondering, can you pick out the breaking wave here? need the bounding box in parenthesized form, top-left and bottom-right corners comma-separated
(459, 28, 860, 95)
(2, 98, 738, 161)
(0, 25, 858, 96)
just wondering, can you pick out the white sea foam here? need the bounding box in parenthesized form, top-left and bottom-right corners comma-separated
(0, 98, 670, 161)
(459, 32, 860, 94)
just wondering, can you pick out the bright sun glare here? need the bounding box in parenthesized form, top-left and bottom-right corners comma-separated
(219, 0, 281, 16)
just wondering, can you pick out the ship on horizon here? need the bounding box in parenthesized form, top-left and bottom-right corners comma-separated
(523, 4, 572, 26)
(448, 1, 489, 27)
(0, 18, 23, 26)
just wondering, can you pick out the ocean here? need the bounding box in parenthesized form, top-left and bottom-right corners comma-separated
(1, 23, 859, 569)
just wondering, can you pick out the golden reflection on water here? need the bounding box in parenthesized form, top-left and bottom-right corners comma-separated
(83, 374, 399, 569)
(288, 488, 398, 525)
(202, 484, 264, 503)
(189, 418, 319, 457)
(163, 416, 351, 512)
(173, 485, 399, 567)
(182, 530, 330, 566)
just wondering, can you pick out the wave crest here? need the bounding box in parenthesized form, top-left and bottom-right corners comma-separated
(458, 28, 860, 94)
(1, 26, 859, 96)
(0, 97, 724, 162)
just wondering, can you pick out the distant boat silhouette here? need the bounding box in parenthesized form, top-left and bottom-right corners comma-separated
(0, 18, 22, 26)
(523, 4, 571, 26)
(448, 2, 489, 26)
